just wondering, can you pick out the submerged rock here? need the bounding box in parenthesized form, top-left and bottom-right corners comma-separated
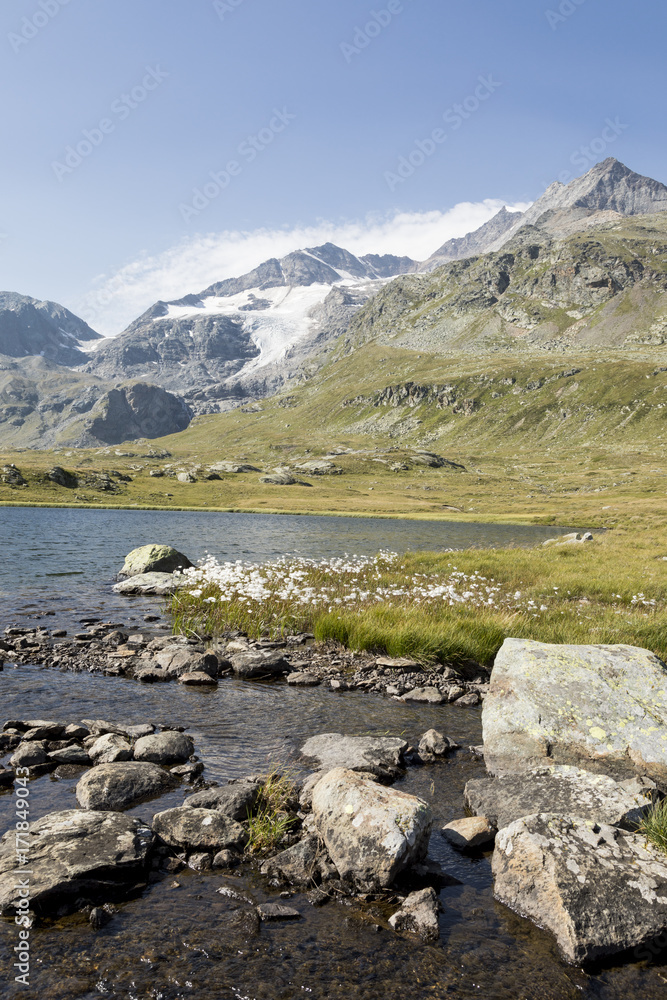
(493, 813, 667, 964)
(76, 762, 178, 811)
(483, 639, 667, 784)
(118, 544, 193, 579)
(388, 887, 440, 941)
(464, 765, 655, 831)
(257, 902, 302, 921)
(0, 810, 153, 916)
(311, 768, 432, 888)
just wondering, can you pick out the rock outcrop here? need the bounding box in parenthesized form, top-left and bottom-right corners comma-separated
(311, 767, 432, 888)
(76, 762, 178, 811)
(493, 813, 667, 963)
(481, 639, 667, 785)
(118, 544, 193, 579)
(465, 765, 655, 831)
(0, 810, 154, 916)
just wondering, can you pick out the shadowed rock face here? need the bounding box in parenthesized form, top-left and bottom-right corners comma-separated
(493, 813, 667, 964)
(0, 291, 101, 365)
(482, 639, 667, 785)
(0, 810, 154, 917)
(87, 382, 192, 444)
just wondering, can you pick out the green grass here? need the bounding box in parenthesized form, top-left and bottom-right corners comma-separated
(245, 769, 297, 856)
(638, 798, 667, 855)
(168, 530, 667, 667)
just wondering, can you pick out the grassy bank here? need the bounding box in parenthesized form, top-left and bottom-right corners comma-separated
(168, 527, 667, 667)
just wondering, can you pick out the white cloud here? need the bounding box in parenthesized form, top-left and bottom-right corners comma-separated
(74, 199, 531, 336)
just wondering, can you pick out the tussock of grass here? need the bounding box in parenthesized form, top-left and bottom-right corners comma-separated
(245, 769, 297, 856)
(639, 798, 667, 855)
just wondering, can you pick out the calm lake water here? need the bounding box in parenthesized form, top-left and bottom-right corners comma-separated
(3, 508, 659, 1000)
(0, 507, 577, 628)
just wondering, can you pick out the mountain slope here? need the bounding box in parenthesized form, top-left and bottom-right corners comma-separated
(83, 243, 417, 413)
(0, 292, 101, 366)
(0, 354, 191, 448)
(343, 213, 667, 356)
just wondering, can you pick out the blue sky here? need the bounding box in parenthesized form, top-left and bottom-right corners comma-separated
(1, 0, 665, 334)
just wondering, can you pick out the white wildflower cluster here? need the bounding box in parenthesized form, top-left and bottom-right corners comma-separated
(173, 553, 550, 617)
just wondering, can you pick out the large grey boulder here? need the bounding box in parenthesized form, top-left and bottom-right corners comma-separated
(133, 731, 194, 764)
(113, 572, 180, 596)
(311, 768, 432, 888)
(10, 742, 50, 768)
(118, 544, 193, 579)
(76, 762, 177, 811)
(465, 765, 655, 831)
(48, 745, 92, 766)
(483, 639, 667, 784)
(300, 733, 408, 781)
(230, 650, 290, 679)
(493, 813, 667, 963)
(184, 782, 260, 820)
(152, 806, 247, 851)
(0, 810, 153, 916)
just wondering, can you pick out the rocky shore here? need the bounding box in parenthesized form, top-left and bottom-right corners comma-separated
(0, 624, 488, 706)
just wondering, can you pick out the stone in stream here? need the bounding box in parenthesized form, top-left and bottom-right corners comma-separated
(179, 671, 219, 686)
(464, 765, 656, 832)
(483, 639, 667, 784)
(300, 733, 408, 781)
(311, 768, 432, 889)
(260, 836, 323, 884)
(133, 731, 194, 764)
(492, 813, 667, 964)
(441, 816, 496, 849)
(154, 646, 220, 678)
(118, 544, 193, 579)
(0, 767, 14, 787)
(48, 745, 92, 766)
(401, 688, 447, 705)
(76, 762, 178, 811)
(230, 650, 291, 679)
(134, 664, 170, 683)
(184, 782, 260, 820)
(418, 729, 459, 757)
(152, 807, 247, 851)
(10, 742, 50, 768)
(113, 573, 181, 596)
(88, 733, 133, 764)
(388, 887, 440, 942)
(286, 672, 321, 687)
(257, 902, 302, 921)
(0, 810, 154, 917)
